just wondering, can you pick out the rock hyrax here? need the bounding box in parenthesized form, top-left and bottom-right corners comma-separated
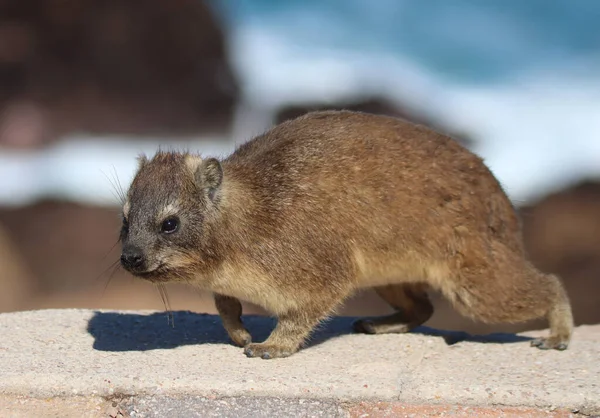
(120, 110, 573, 359)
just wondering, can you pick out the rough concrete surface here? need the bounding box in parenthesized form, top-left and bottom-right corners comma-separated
(0, 309, 598, 417)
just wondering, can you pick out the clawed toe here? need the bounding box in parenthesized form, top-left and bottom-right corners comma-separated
(243, 343, 295, 359)
(530, 337, 568, 351)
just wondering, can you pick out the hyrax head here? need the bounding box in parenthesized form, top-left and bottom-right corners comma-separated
(120, 151, 224, 282)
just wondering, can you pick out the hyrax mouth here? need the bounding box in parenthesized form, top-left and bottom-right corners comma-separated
(130, 264, 172, 282)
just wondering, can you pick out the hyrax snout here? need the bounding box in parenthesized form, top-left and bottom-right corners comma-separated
(120, 110, 574, 359)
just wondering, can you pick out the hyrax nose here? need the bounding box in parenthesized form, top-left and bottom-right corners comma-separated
(120, 246, 145, 270)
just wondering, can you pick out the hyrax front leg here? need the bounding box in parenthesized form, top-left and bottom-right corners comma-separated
(214, 294, 252, 347)
(244, 302, 338, 359)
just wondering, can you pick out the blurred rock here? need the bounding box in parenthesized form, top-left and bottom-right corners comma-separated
(0, 200, 123, 293)
(274, 97, 475, 148)
(0, 0, 238, 149)
(0, 222, 35, 311)
(521, 180, 600, 269)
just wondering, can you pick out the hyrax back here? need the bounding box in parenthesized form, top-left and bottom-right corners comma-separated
(121, 110, 573, 359)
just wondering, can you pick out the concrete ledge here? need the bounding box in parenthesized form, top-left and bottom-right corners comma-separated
(0, 309, 598, 416)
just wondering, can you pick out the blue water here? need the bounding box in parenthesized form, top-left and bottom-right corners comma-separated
(210, 0, 600, 83)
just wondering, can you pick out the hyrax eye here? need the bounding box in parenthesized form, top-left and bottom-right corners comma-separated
(161, 217, 179, 234)
(122, 216, 129, 230)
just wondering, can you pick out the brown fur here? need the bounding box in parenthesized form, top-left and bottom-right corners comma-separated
(120, 110, 573, 359)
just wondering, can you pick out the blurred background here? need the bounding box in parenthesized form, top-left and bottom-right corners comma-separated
(0, 0, 598, 334)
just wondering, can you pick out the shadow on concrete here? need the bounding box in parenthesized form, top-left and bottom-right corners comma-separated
(87, 311, 533, 352)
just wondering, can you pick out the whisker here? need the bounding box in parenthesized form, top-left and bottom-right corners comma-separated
(111, 165, 127, 204)
(156, 283, 174, 327)
(100, 169, 124, 204)
(101, 262, 122, 298)
(94, 258, 120, 283)
(172, 269, 195, 287)
(99, 237, 121, 264)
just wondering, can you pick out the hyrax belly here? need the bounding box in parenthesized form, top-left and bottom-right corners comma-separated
(352, 247, 452, 289)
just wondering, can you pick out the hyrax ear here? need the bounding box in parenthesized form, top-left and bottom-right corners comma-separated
(195, 158, 223, 201)
(137, 154, 148, 170)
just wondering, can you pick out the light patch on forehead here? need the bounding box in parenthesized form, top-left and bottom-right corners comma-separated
(122, 201, 131, 218)
(184, 154, 203, 175)
(158, 201, 181, 220)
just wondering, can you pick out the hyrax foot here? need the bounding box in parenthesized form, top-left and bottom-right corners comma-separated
(353, 314, 413, 335)
(244, 343, 297, 359)
(229, 328, 252, 347)
(530, 336, 569, 351)
(353, 319, 378, 334)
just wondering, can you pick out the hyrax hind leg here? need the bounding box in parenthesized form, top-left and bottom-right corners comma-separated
(354, 283, 433, 334)
(529, 274, 573, 350)
(446, 243, 573, 351)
